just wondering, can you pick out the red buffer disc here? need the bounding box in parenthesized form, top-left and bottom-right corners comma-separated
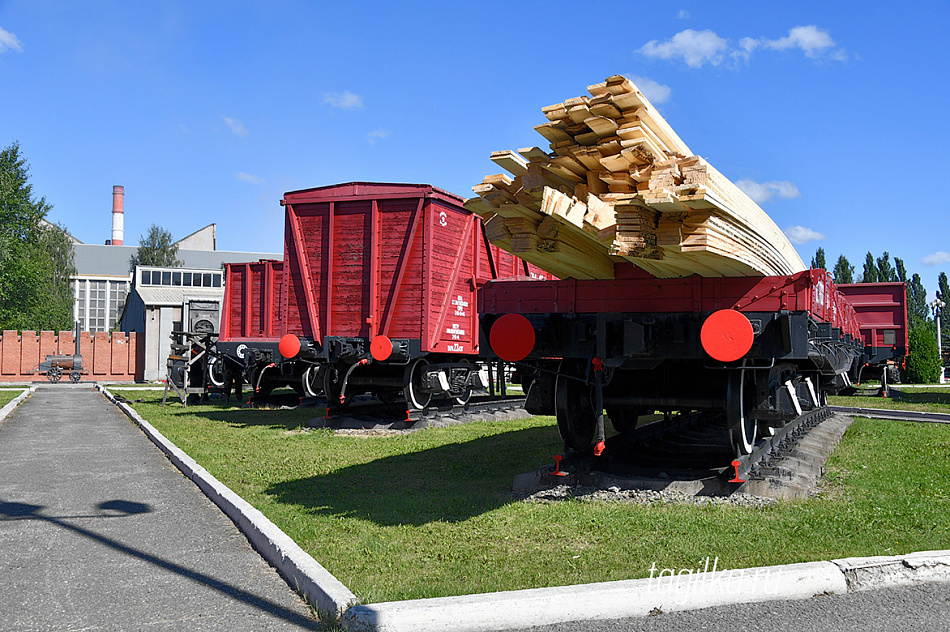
(700, 309, 754, 363)
(278, 334, 301, 359)
(489, 313, 536, 362)
(370, 335, 393, 362)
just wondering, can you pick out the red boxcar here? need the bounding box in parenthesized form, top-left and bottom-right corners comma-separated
(837, 282, 909, 365)
(218, 182, 548, 406)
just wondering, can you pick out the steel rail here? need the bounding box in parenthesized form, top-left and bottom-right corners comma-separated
(828, 405, 950, 425)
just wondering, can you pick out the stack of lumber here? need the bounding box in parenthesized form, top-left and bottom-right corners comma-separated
(465, 75, 805, 279)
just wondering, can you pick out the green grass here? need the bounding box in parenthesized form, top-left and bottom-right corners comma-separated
(0, 389, 25, 409)
(114, 390, 950, 604)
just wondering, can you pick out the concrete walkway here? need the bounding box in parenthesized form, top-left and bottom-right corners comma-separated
(0, 384, 320, 631)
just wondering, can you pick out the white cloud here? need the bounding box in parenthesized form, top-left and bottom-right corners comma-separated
(736, 179, 801, 203)
(628, 75, 672, 105)
(676, 10, 690, 19)
(641, 25, 847, 68)
(323, 91, 363, 110)
(235, 172, 264, 185)
(221, 116, 248, 137)
(0, 26, 23, 53)
(639, 29, 729, 68)
(742, 25, 844, 60)
(784, 225, 826, 245)
(366, 128, 390, 144)
(922, 251, 950, 266)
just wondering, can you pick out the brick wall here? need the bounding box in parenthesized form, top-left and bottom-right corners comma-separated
(0, 330, 143, 382)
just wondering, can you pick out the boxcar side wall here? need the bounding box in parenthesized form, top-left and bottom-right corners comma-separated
(220, 260, 284, 341)
(837, 282, 908, 362)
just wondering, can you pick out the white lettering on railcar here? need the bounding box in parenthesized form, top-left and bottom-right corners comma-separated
(451, 295, 469, 316)
(448, 343, 464, 352)
(439, 211, 448, 227)
(447, 323, 466, 339)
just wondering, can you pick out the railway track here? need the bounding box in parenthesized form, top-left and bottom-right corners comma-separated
(515, 405, 851, 500)
(828, 405, 950, 424)
(308, 394, 530, 430)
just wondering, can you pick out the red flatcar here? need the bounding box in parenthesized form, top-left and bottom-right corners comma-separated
(480, 263, 907, 456)
(216, 182, 548, 407)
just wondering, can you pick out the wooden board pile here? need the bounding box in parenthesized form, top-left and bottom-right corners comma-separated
(465, 75, 805, 279)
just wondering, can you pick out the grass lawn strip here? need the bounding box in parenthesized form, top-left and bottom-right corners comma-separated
(0, 387, 30, 413)
(113, 390, 950, 604)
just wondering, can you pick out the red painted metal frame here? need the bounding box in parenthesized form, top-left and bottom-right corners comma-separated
(479, 263, 865, 340)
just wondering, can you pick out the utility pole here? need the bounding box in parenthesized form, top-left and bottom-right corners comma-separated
(931, 298, 946, 384)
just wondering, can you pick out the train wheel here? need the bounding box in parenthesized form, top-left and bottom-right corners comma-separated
(207, 356, 227, 389)
(47, 367, 63, 383)
(323, 364, 352, 407)
(453, 360, 474, 406)
(727, 369, 758, 456)
(69, 371, 81, 383)
(607, 407, 640, 435)
(555, 360, 596, 452)
(302, 365, 322, 398)
(403, 358, 432, 410)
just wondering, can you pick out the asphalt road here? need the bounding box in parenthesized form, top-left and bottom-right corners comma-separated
(0, 384, 321, 631)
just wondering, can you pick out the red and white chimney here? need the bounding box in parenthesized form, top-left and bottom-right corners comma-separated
(111, 185, 124, 246)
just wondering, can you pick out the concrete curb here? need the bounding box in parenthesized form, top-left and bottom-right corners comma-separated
(343, 561, 847, 632)
(97, 385, 358, 620)
(833, 550, 950, 591)
(0, 386, 36, 423)
(344, 551, 950, 632)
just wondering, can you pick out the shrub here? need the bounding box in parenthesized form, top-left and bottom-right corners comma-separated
(905, 325, 941, 383)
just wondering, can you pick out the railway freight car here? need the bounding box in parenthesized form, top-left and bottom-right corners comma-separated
(215, 182, 548, 408)
(480, 264, 907, 457)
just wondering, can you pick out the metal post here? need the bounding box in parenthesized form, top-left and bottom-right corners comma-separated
(938, 308, 946, 384)
(931, 299, 946, 384)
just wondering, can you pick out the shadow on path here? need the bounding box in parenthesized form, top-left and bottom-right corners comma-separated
(0, 498, 319, 629)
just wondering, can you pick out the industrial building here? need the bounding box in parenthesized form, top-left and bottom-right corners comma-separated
(69, 185, 280, 380)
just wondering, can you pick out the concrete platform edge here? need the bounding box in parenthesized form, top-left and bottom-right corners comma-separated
(97, 385, 359, 620)
(0, 386, 36, 423)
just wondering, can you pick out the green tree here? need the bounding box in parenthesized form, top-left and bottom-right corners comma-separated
(0, 142, 75, 331)
(860, 252, 878, 283)
(810, 247, 826, 270)
(832, 255, 854, 284)
(131, 224, 182, 269)
(876, 251, 897, 282)
(905, 326, 941, 383)
(907, 273, 930, 330)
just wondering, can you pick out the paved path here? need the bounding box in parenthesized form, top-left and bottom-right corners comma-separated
(0, 384, 320, 631)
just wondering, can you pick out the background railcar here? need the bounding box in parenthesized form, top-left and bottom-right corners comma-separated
(480, 263, 907, 457)
(217, 182, 548, 406)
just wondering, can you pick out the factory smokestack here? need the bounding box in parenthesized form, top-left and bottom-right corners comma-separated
(111, 185, 124, 246)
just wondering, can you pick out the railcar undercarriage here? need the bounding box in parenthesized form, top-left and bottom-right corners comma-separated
(489, 308, 865, 458)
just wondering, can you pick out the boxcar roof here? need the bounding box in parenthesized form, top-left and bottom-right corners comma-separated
(281, 182, 464, 207)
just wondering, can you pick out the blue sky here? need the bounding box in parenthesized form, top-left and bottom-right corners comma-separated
(1, 1, 948, 298)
